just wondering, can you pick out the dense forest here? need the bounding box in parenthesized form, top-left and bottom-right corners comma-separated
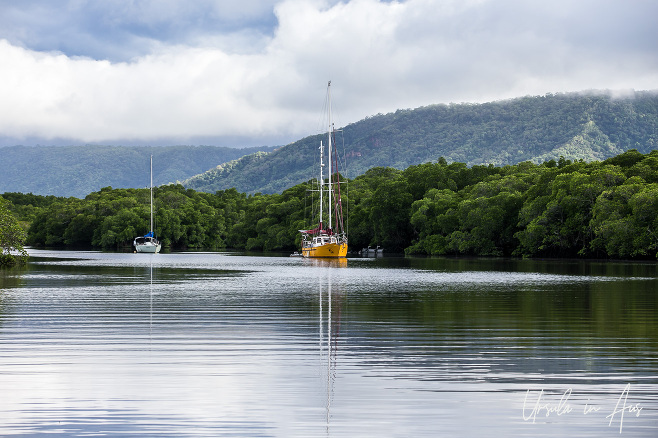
(0, 144, 276, 198)
(184, 90, 658, 194)
(4, 149, 658, 259)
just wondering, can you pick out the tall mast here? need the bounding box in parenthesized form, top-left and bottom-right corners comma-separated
(327, 81, 333, 232)
(150, 154, 154, 233)
(319, 141, 324, 230)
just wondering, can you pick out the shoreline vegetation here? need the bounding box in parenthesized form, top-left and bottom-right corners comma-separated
(0, 196, 28, 266)
(2, 149, 658, 260)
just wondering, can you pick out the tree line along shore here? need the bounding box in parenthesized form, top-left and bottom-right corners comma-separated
(2, 149, 657, 261)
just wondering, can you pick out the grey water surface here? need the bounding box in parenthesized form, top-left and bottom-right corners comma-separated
(0, 250, 656, 437)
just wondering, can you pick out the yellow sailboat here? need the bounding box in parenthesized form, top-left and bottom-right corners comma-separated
(300, 81, 348, 258)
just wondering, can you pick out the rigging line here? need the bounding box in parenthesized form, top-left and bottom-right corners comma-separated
(341, 130, 349, 239)
(307, 137, 322, 226)
(316, 85, 331, 136)
(304, 177, 309, 230)
(333, 135, 344, 233)
(337, 130, 346, 235)
(330, 128, 339, 232)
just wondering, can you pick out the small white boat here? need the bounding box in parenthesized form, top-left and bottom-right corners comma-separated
(134, 232, 161, 253)
(134, 155, 161, 253)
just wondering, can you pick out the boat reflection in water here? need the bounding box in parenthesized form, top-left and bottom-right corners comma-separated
(304, 257, 348, 269)
(317, 270, 342, 431)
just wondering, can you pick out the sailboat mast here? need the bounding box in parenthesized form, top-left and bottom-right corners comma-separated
(327, 81, 333, 232)
(150, 154, 153, 233)
(319, 141, 324, 230)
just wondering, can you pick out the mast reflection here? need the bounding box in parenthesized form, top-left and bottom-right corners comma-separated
(318, 268, 343, 433)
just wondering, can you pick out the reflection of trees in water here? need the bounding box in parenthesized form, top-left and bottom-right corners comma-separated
(0, 265, 28, 318)
(338, 276, 658, 381)
(0, 271, 25, 290)
(346, 281, 657, 344)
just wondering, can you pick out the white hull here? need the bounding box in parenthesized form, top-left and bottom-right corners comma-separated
(135, 243, 161, 253)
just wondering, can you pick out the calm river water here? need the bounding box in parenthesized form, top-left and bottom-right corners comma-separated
(0, 250, 656, 437)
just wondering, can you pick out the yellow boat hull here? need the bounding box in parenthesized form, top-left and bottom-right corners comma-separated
(302, 242, 348, 258)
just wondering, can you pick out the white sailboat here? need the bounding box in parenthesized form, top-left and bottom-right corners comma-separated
(133, 155, 161, 253)
(299, 81, 348, 258)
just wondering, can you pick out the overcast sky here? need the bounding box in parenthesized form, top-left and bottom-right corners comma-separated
(1, 0, 657, 148)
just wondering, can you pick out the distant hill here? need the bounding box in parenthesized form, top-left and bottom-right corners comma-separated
(184, 90, 658, 194)
(1, 145, 276, 198)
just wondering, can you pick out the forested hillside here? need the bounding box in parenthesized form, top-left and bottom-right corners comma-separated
(7, 149, 658, 260)
(184, 90, 658, 194)
(0, 144, 276, 198)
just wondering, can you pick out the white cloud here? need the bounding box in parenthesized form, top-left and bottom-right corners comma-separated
(0, 0, 657, 146)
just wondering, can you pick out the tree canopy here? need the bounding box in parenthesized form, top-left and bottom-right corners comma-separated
(5, 149, 658, 260)
(0, 196, 28, 266)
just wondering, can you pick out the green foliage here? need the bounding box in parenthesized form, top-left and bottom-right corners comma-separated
(403, 150, 658, 259)
(589, 180, 658, 258)
(0, 196, 28, 266)
(24, 185, 225, 250)
(8, 149, 658, 260)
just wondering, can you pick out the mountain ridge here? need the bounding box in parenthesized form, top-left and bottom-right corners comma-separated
(1, 144, 277, 198)
(183, 90, 658, 194)
(3, 90, 657, 198)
